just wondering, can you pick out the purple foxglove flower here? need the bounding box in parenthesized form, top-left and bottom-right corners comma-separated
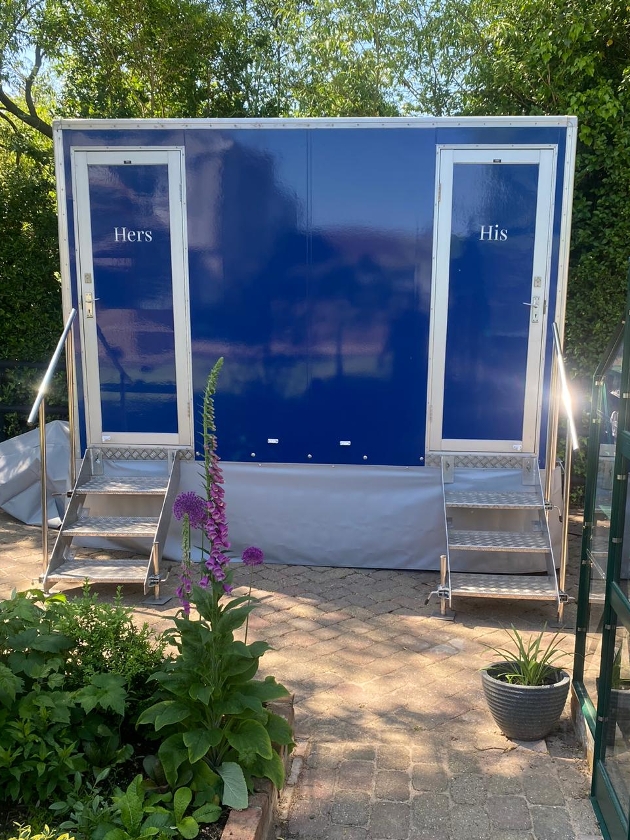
(223, 583, 233, 595)
(242, 546, 264, 566)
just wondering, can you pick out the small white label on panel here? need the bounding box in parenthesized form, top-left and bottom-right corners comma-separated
(512, 444, 523, 451)
(340, 440, 351, 446)
(102, 435, 111, 442)
(267, 438, 279, 444)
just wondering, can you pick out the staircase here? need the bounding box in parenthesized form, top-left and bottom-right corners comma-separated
(429, 454, 566, 617)
(44, 447, 187, 600)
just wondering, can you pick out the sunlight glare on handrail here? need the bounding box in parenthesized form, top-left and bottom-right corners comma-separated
(552, 322, 579, 451)
(27, 309, 77, 425)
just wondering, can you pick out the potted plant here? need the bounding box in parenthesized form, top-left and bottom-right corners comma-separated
(481, 625, 571, 741)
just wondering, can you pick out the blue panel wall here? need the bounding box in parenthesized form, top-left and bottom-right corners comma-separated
(62, 123, 568, 466)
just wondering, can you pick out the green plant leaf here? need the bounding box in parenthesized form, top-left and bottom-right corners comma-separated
(265, 712, 294, 746)
(103, 829, 129, 840)
(177, 816, 199, 839)
(189, 683, 212, 704)
(155, 701, 191, 731)
(192, 803, 222, 823)
(158, 733, 189, 788)
(0, 664, 23, 707)
(227, 720, 272, 762)
(183, 728, 222, 763)
(217, 762, 249, 810)
(117, 775, 145, 831)
(246, 677, 291, 702)
(255, 750, 285, 790)
(174, 786, 193, 823)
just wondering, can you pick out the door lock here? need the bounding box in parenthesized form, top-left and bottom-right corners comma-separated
(85, 292, 95, 318)
(522, 296, 540, 323)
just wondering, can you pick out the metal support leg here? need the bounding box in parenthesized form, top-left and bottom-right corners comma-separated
(39, 401, 48, 579)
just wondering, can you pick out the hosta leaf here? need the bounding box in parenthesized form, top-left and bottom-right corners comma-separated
(183, 729, 222, 763)
(217, 762, 249, 810)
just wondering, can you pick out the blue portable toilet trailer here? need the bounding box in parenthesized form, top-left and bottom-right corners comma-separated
(47, 116, 577, 609)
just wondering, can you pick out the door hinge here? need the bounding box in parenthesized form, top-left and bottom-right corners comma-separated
(437, 183, 441, 203)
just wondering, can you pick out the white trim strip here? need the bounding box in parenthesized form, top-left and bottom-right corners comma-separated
(53, 116, 577, 131)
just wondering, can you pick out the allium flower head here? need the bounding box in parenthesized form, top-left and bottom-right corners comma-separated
(173, 492, 207, 530)
(242, 546, 264, 566)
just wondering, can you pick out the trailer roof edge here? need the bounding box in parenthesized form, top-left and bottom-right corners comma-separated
(52, 116, 577, 131)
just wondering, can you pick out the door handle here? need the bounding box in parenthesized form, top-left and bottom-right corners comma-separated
(523, 297, 540, 323)
(84, 292, 99, 318)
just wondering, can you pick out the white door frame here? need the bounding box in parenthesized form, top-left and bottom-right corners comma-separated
(426, 146, 556, 455)
(72, 148, 193, 447)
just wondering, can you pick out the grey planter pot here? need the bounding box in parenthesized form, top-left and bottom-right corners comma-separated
(481, 663, 571, 741)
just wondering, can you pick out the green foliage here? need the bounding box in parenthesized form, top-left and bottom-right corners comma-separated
(56, 583, 168, 709)
(486, 625, 567, 686)
(0, 122, 60, 367)
(0, 587, 170, 807)
(0, 589, 135, 805)
(410, 0, 630, 385)
(58, 775, 222, 840)
(137, 584, 293, 809)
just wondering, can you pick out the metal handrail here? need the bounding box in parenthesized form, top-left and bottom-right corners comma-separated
(545, 321, 579, 623)
(27, 308, 77, 574)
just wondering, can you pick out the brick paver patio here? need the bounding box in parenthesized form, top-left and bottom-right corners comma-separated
(0, 509, 602, 840)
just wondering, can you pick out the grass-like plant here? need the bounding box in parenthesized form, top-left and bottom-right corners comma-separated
(486, 625, 567, 686)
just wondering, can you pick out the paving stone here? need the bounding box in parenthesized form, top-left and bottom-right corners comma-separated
(344, 744, 377, 761)
(530, 805, 576, 840)
(375, 770, 411, 801)
(337, 761, 374, 793)
(566, 798, 603, 835)
(522, 768, 565, 805)
(324, 827, 368, 840)
(331, 791, 371, 826)
(377, 744, 411, 771)
(450, 773, 488, 804)
(369, 801, 411, 839)
(486, 795, 532, 831)
(411, 762, 449, 792)
(411, 792, 451, 832)
(286, 814, 330, 839)
(450, 803, 491, 840)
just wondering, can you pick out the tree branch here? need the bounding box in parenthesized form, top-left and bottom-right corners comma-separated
(0, 84, 51, 138)
(24, 43, 44, 118)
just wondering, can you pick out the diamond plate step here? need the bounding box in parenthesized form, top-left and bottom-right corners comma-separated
(445, 490, 544, 509)
(448, 530, 549, 552)
(46, 558, 147, 584)
(79, 476, 168, 495)
(449, 573, 558, 600)
(63, 517, 159, 538)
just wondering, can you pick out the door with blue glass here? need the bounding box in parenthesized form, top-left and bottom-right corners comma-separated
(427, 148, 555, 454)
(72, 150, 192, 446)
